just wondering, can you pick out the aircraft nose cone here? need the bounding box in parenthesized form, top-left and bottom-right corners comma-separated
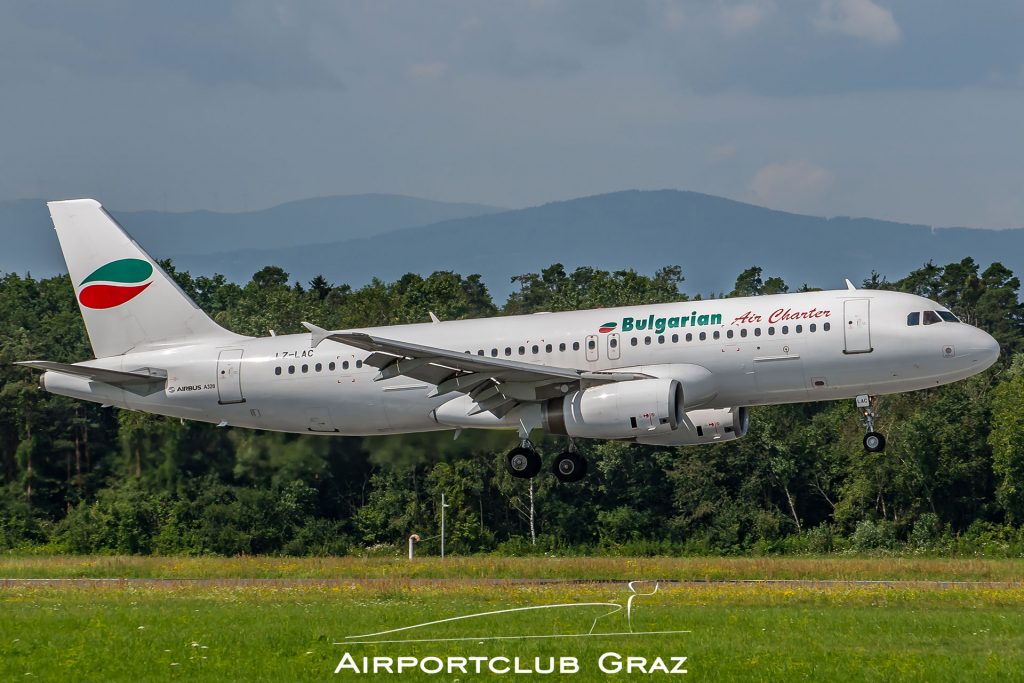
(968, 328, 1000, 370)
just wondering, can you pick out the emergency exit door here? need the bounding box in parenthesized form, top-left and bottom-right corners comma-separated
(217, 349, 246, 404)
(843, 299, 872, 354)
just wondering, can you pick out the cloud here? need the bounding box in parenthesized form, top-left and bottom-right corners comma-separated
(752, 160, 834, 208)
(815, 0, 902, 45)
(708, 143, 738, 162)
(718, 1, 774, 36)
(407, 62, 448, 81)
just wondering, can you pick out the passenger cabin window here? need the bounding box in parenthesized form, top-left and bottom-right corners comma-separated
(546, 344, 553, 353)
(795, 324, 802, 333)
(671, 334, 679, 343)
(491, 349, 498, 357)
(329, 362, 336, 371)
(573, 342, 580, 351)
(275, 367, 282, 375)
(727, 330, 734, 339)
(686, 333, 693, 342)
(505, 347, 512, 356)
(518, 346, 525, 355)
(356, 360, 363, 368)
(630, 338, 638, 346)
(315, 363, 322, 372)
(923, 310, 942, 325)
(532, 345, 539, 354)
(559, 343, 566, 352)
(740, 329, 747, 338)
(823, 322, 831, 331)
(342, 361, 350, 370)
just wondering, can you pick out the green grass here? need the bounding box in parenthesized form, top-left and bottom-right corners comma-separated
(3, 554, 1024, 581)
(2, 579, 1024, 681)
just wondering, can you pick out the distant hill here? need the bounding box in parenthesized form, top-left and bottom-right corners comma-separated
(0, 194, 503, 277)
(5, 189, 1024, 299)
(170, 190, 1024, 298)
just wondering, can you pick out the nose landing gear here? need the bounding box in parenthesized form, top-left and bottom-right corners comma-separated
(857, 394, 886, 452)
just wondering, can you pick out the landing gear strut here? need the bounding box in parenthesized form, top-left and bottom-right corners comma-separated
(505, 440, 542, 479)
(857, 394, 886, 453)
(552, 440, 588, 483)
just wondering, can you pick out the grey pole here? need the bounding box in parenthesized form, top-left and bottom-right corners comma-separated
(441, 493, 449, 559)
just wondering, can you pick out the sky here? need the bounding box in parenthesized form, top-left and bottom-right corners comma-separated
(1, 1, 1023, 228)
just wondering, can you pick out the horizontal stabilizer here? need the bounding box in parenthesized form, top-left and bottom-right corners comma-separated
(17, 361, 167, 396)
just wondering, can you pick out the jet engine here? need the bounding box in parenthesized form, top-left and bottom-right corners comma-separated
(635, 406, 749, 446)
(542, 378, 684, 439)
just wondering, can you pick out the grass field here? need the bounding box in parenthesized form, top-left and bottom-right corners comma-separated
(3, 554, 1024, 581)
(3, 557, 1024, 681)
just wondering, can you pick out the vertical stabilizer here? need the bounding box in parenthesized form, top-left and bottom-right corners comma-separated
(48, 199, 241, 357)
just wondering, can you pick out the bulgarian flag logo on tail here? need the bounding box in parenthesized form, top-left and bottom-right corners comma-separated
(598, 321, 617, 333)
(78, 258, 154, 309)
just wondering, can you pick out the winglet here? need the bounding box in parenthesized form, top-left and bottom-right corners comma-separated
(302, 321, 330, 348)
(429, 312, 441, 324)
(844, 278, 857, 291)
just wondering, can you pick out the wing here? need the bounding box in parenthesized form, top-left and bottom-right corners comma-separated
(303, 323, 648, 417)
(17, 361, 167, 396)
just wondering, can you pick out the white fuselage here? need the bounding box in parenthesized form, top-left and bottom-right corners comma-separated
(42, 288, 1000, 438)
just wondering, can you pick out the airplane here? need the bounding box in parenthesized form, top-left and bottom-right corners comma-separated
(17, 199, 1001, 483)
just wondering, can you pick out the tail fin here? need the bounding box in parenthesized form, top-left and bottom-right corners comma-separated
(48, 198, 240, 357)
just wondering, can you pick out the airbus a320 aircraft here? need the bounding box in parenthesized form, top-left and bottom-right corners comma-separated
(19, 199, 1000, 482)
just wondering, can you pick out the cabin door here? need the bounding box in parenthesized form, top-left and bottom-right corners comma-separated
(216, 349, 245, 404)
(607, 333, 621, 360)
(843, 299, 873, 354)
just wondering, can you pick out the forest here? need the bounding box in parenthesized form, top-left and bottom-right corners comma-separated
(2, 257, 1024, 557)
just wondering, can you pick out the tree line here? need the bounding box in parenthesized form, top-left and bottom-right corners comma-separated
(1, 257, 1023, 556)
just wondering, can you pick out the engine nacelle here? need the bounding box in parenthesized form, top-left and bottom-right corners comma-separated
(635, 406, 749, 446)
(543, 378, 684, 439)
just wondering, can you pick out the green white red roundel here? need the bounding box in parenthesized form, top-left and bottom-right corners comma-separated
(78, 258, 154, 309)
(598, 321, 617, 333)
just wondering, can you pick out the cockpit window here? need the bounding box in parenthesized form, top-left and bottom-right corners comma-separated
(907, 312, 920, 326)
(938, 311, 959, 323)
(922, 310, 942, 325)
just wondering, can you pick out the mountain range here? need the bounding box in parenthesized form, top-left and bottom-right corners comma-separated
(3, 190, 1024, 299)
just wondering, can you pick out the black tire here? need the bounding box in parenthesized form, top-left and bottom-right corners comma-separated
(552, 451, 588, 483)
(505, 446, 542, 479)
(863, 431, 886, 453)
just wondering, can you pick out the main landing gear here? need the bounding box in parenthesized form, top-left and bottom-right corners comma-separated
(504, 439, 589, 483)
(505, 440, 542, 479)
(857, 394, 886, 453)
(552, 443, 588, 484)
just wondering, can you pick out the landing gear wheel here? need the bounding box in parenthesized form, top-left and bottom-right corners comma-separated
(552, 451, 588, 483)
(863, 431, 886, 453)
(506, 446, 542, 479)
